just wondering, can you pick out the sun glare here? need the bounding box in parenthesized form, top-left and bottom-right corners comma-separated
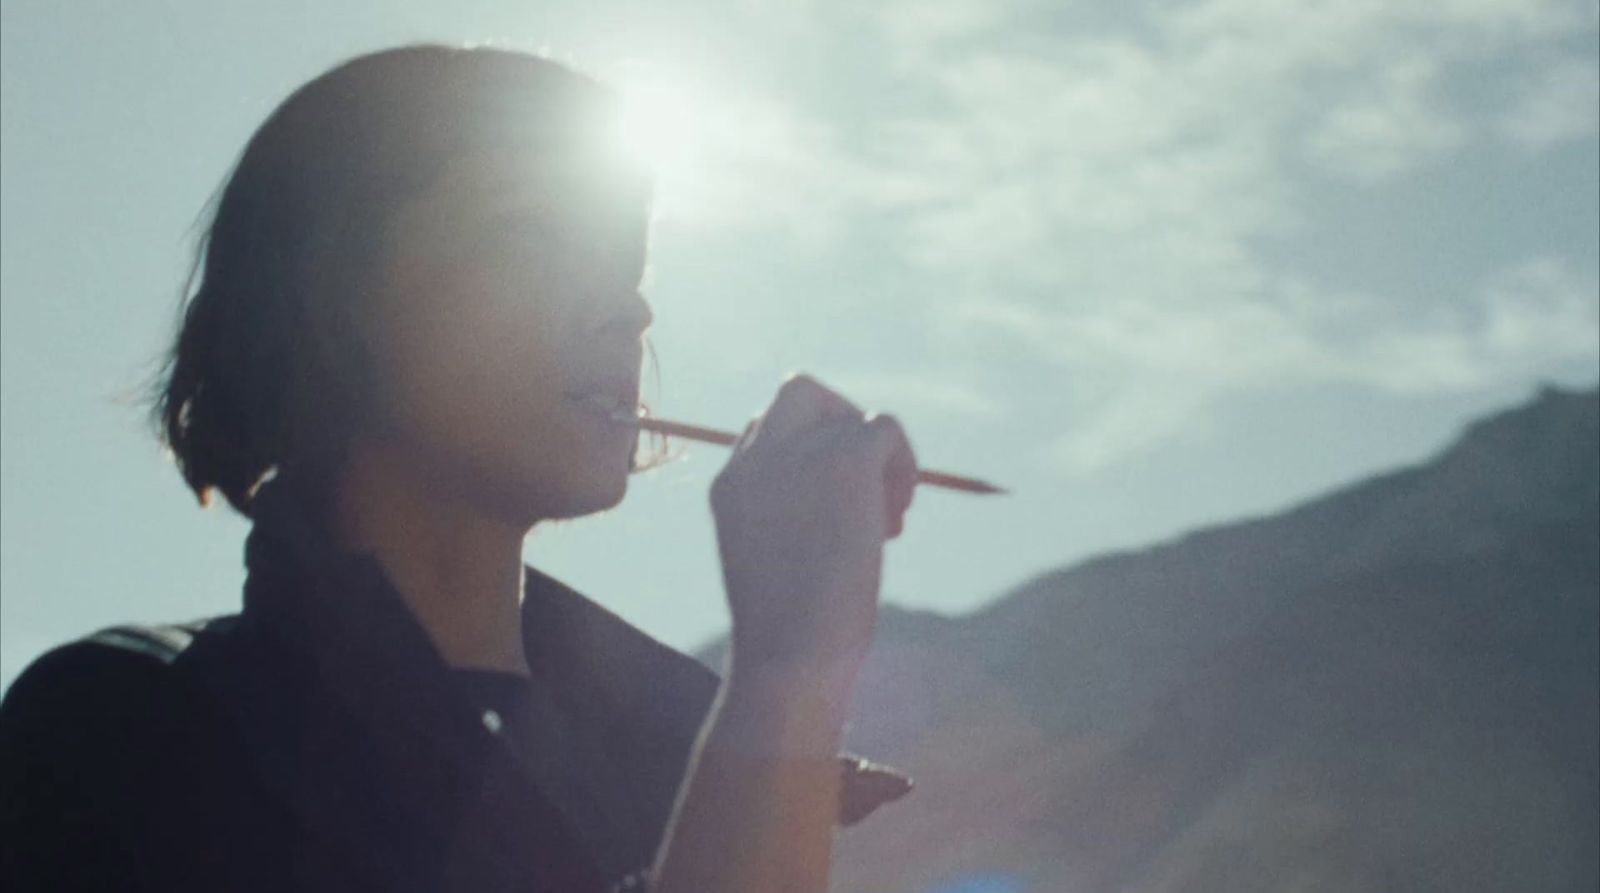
(616, 73, 703, 214)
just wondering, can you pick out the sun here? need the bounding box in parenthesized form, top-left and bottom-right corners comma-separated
(619, 80, 697, 170)
(613, 69, 705, 217)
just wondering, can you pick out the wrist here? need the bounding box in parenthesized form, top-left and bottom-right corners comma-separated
(726, 649, 864, 707)
(727, 625, 873, 682)
(716, 659, 862, 759)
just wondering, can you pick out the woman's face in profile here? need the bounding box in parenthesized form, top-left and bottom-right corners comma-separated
(361, 142, 653, 525)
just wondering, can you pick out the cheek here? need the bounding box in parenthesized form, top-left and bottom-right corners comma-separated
(374, 271, 570, 466)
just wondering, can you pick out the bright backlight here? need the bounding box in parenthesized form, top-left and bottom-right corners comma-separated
(617, 75, 702, 193)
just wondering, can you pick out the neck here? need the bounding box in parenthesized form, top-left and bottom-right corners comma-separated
(325, 442, 534, 677)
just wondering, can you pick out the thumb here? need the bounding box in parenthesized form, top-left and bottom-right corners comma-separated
(866, 413, 917, 538)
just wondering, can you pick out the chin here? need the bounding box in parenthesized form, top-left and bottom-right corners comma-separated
(456, 435, 637, 525)
(523, 469, 630, 523)
(565, 477, 630, 518)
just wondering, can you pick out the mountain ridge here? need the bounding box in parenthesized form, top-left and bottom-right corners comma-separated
(747, 382, 1599, 893)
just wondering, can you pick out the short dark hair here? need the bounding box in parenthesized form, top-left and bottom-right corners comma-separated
(149, 44, 663, 516)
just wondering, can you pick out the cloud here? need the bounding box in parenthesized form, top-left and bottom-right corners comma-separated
(1302, 58, 1467, 182)
(1045, 381, 1213, 475)
(1094, 259, 1592, 387)
(1378, 256, 1600, 391)
(1502, 55, 1600, 149)
(649, 87, 865, 241)
(853, 0, 1597, 471)
(826, 368, 1008, 418)
(640, 0, 1598, 474)
(874, 0, 1008, 66)
(956, 255, 1598, 472)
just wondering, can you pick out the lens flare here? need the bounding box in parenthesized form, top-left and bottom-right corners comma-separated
(616, 72, 702, 214)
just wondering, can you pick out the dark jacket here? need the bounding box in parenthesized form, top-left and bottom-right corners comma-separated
(0, 475, 910, 892)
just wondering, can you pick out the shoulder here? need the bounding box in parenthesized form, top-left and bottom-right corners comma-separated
(0, 619, 277, 890)
(3, 635, 176, 733)
(0, 618, 244, 786)
(1, 619, 231, 739)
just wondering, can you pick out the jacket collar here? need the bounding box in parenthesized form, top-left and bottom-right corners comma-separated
(217, 472, 627, 887)
(238, 468, 725, 749)
(225, 469, 910, 877)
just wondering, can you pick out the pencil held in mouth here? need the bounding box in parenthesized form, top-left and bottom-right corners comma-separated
(609, 410, 1009, 495)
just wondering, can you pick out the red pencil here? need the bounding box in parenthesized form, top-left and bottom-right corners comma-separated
(612, 412, 1009, 495)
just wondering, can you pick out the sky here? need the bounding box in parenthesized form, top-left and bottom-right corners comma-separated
(2, 0, 1597, 690)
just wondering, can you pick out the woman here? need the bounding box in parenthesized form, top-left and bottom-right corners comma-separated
(0, 44, 918, 892)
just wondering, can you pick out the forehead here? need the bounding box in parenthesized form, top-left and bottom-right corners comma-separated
(396, 143, 651, 252)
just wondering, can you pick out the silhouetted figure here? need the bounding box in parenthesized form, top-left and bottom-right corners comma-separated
(1, 45, 914, 893)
